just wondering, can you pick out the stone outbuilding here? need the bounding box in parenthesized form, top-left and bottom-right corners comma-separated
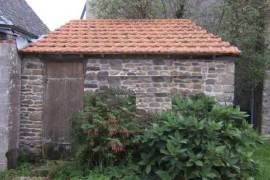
(19, 19, 239, 155)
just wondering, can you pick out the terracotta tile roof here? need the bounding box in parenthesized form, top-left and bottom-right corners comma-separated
(21, 19, 240, 56)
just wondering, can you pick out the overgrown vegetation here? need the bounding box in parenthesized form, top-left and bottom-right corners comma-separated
(71, 92, 261, 179)
(72, 89, 148, 167)
(2, 142, 269, 180)
(137, 94, 261, 179)
(1, 92, 263, 179)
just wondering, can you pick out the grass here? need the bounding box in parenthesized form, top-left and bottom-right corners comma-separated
(0, 163, 32, 179)
(0, 160, 75, 179)
(254, 141, 270, 180)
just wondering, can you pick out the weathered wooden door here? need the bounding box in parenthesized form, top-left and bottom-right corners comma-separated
(43, 61, 84, 147)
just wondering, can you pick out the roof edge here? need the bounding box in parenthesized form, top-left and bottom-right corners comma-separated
(0, 24, 38, 39)
(19, 51, 240, 58)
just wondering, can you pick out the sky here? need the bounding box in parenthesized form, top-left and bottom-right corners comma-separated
(26, 0, 86, 31)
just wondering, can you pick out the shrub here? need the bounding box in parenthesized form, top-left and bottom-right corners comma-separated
(72, 89, 144, 168)
(172, 93, 216, 119)
(138, 94, 261, 180)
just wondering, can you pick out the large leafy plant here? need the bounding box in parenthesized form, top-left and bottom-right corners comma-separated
(138, 94, 261, 180)
(72, 89, 142, 168)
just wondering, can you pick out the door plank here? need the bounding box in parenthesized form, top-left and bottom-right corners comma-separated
(43, 61, 84, 146)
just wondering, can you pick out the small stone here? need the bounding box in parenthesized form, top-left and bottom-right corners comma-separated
(155, 93, 169, 97)
(26, 62, 42, 69)
(206, 86, 212, 92)
(147, 88, 157, 93)
(108, 77, 121, 88)
(153, 60, 165, 65)
(148, 71, 159, 76)
(97, 71, 109, 81)
(127, 72, 136, 76)
(208, 67, 215, 73)
(86, 72, 96, 80)
(193, 84, 201, 90)
(149, 103, 160, 107)
(152, 77, 166, 82)
(206, 79, 215, 85)
(87, 66, 100, 71)
(110, 60, 122, 70)
(32, 70, 43, 75)
(85, 84, 98, 88)
(100, 85, 109, 90)
(193, 67, 201, 72)
(100, 60, 108, 64)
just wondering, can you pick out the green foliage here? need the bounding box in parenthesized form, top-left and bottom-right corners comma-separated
(0, 163, 31, 179)
(253, 141, 270, 180)
(216, 0, 269, 105)
(2, 93, 263, 179)
(72, 89, 143, 168)
(137, 94, 261, 180)
(48, 162, 87, 179)
(47, 160, 141, 180)
(95, 164, 141, 180)
(172, 93, 216, 119)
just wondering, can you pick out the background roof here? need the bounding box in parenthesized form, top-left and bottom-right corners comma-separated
(21, 19, 240, 56)
(0, 0, 49, 36)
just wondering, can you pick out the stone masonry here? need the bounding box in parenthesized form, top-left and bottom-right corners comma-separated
(19, 55, 235, 154)
(262, 70, 270, 137)
(20, 58, 45, 154)
(85, 57, 235, 112)
(0, 40, 21, 170)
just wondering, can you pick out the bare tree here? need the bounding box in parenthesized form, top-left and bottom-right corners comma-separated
(87, 0, 222, 31)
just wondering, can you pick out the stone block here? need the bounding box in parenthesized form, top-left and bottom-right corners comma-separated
(26, 62, 43, 69)
(110, 60, 122, 70)
(97, 71, 109, 81)
(87, 66, 100, 71)
(206, 79, 215, 85)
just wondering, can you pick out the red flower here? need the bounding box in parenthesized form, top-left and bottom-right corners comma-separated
(111, 142, 124, 153)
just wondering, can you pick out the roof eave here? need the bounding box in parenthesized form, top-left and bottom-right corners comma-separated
(19, 50, 240, 58)
(0, 24, 39, 39)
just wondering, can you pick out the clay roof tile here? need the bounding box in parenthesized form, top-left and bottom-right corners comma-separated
(21, 19, 240, 56)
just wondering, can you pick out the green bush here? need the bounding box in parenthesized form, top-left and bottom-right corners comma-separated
(71, 91, 261, 179)
(72, 89, 144, 168)
(138, 94, 261, 180)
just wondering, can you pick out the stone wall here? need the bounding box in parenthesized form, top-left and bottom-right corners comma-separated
(0, 40, 21, 171)
(19, 55, 235, 154)
(20, 58, 45, 154)
(262, 70, 270, 137)
(85, 57, 235, 112)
